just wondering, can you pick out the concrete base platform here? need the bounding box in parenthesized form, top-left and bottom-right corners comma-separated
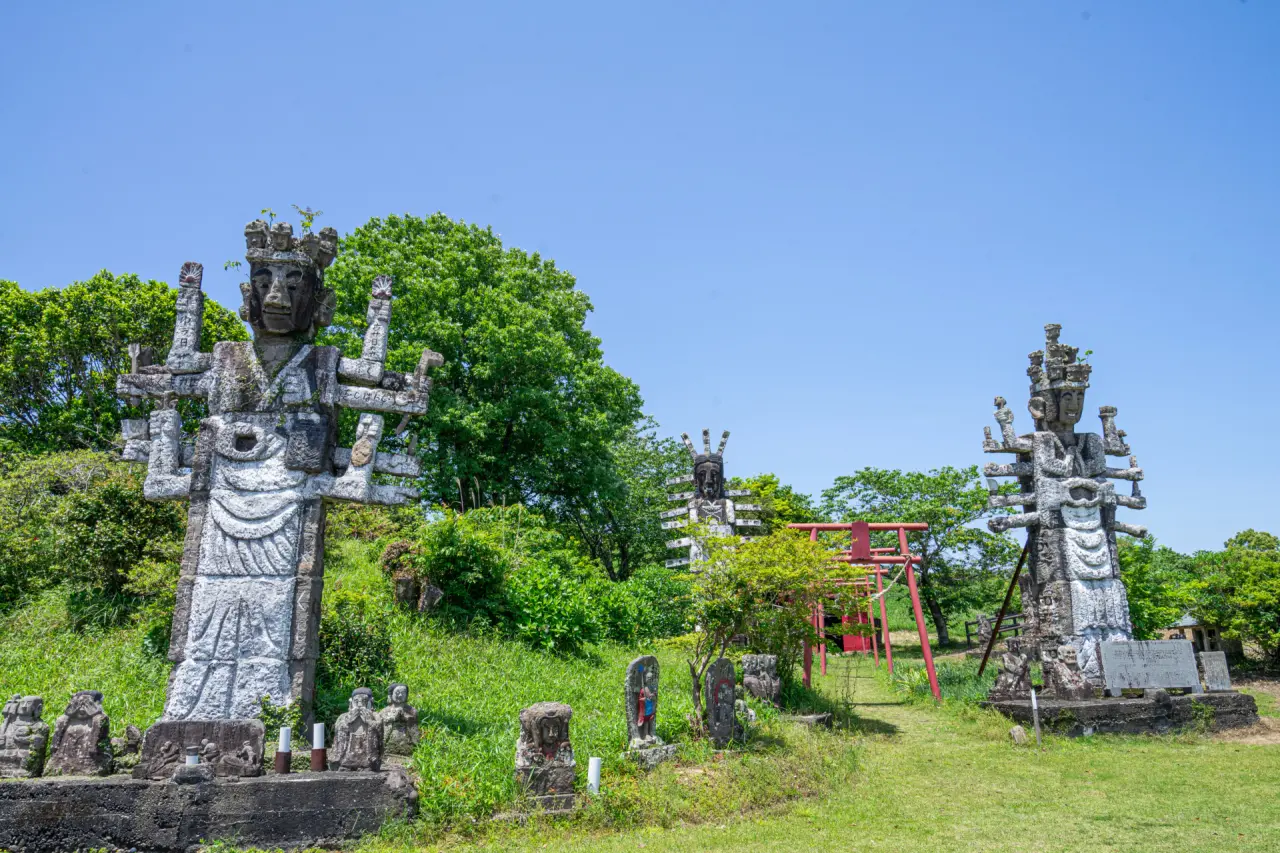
(985, 690, 1259, 737)
(0, 768, 417, 852)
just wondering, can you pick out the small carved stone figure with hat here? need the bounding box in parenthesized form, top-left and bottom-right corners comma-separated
(625, 656, 677, 769)
(514, 702, 575, 811)
(377, 683, 420, 756)
(46, 690, 112, 776)
(0, 695, 50, 778)
(330, 687, 383, 772)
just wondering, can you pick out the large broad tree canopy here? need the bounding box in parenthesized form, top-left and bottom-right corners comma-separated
(0, 273, 246, 455)
(320, 213, 643, 515)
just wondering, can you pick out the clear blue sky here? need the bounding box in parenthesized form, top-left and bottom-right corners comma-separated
(2, 2, 1276, 554)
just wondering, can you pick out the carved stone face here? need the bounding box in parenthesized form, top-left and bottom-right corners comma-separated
(536, 717, 564, 747)
(390, 684, 408, 705)
(1056, 389, 1084, 426)
(244, 261, 321, 337)
(349, 690, 373, 712)
(695, 460, 723, 500)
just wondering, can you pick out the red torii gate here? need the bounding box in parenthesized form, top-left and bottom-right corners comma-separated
(788, 521, 942, 701)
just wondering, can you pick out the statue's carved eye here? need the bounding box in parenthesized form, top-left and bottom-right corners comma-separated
(253, 269, 271, 289)
(286, 269, 302, 291)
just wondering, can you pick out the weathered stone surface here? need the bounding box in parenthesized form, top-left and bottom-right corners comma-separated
(331, 687, 383, 771)
(1100, 640, 1201, 696)
(988, 647, 1032, 701)
(704, 657, 737, 747)
(1009, 725, 1029, 744)
(378, 683, 420, 756)
(45, 691, 112, 777)
(1199, 651, 1233, 692)
(116, 221, 442, 726)
(742, 654, 781, 705)
(982, 324, 1146, 685)
(1042, 643, 1095, 700)
(986, 691, 1258, 737)
(135, 719, 264, 780)
(0, 768, 417, 852)
(515, 702, 575, 810)
(0, 695, 50, 778)
(625, 655, 663, 750)
(780, 712, 833, 728)
(629, 743, 677, 770)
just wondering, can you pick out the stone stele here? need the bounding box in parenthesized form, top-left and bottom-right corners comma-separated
(1200, 651, 1233, 692)
(742, 654, 781, 705)
(514, 702, 575, 811)
(116, 221, 442, 746)
(704, 657, 737, 748)
(0, 695, 50, 778)
(377, 683, 420, 756)
(45, 691, 112, 777)
(625, 656, 677, 769)
(659, 429, 761, 569)
(1100, 640, 1202, 696)
(982, 323, 1147, 688)
(330, 688, 383, 772)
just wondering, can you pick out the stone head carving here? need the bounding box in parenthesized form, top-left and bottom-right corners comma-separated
(349, 687, 374, 713)
(16, 696, 42, 721)
(1026, 323, 1092, 432)
(65, 690, 104, 721)
(238, 219, 338, 340)
(683, 428, 730, 500)
(518, 702, 573, 763)
(387, 683, 408, 706)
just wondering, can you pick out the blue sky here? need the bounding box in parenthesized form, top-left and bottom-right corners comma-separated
(2, 2, 1276, 553)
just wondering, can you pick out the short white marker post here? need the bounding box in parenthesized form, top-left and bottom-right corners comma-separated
(587, 756, 602, 795)
(311, 722, 327, 772)
(275, 726, 292, 774)
(1030, 688, 1042, 748)
(184, 745, 200, 766)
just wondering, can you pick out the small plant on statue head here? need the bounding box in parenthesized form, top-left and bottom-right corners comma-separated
(1077, 349, 1094, 364)
(292, 204, 324, 234)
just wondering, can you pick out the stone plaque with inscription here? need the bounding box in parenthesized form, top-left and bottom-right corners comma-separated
(1100, 640, 1201, 696)
(1199, 651, 1232, 692)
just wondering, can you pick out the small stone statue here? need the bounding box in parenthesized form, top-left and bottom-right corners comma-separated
(514, 702, 575, 811)
(46, 690, 112, 776)
(976, 614, 995, 647)
(988, 648, 1032, 702)
(377, 683, 420, 756)
(625, 657, 676, 769)
(0, 695, 50, 778)
(110, 723, 143, 771)
(742, 654, 781, 705)
(704, 657, 738, 748)
(1043, 644, 1094, 701)
(330, 687, 383, 772)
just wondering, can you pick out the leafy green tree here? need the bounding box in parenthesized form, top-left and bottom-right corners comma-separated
(320, 213, 642, 522)
(0, 273, 246, 454)
(1117, 536, 1194, 640)
(1188, 530, 1280, 666)
(819, 466, 1018, 645)
(727, 472, 823, 534)
(558, 417, 687, 580)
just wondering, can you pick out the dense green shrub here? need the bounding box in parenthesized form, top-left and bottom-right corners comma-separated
(317, 587, 396, 696)
(507, 557, 601, 654)
(403, 508, 510, 626)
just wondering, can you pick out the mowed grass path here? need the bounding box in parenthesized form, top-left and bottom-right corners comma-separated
(455, 655, 1280, 853)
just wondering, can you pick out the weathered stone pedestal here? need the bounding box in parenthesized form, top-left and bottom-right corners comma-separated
(985, 690, 1259, 737)
(0, 768, 417, 852)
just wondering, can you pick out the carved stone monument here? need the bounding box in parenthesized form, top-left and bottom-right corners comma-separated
(704, 657, 737, 748)
(624, 656, 676, 769)
(514, 702, 575, 811)
(1042, 644, 1095, 701)
(116, 220, 441, 755)
(45, 691, 112, 777)
(1100, 640, 1201, 696)
(742, 654, 781, 705)
(135, 719, 264, 780)
(377, 683, 419, 756)
(982, 324, 1145, 686)
(659, 430, 760, 568)
(988, 647, 1032, 702)
(0, 695, 49, 778)
(330, 688, 383, 772)
(1200, 651, 1233, 692)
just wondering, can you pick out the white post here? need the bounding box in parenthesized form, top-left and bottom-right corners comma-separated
(587, 756, 603, 795)
(313, 722, 325, 750)
(1030, 688, 1042, 747)
(279, 726, 292, 753)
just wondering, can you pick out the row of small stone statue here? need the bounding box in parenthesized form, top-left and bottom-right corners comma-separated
(0, 683, 421, 780)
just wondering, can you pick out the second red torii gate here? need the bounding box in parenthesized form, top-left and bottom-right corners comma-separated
(788, 521, 942, 701)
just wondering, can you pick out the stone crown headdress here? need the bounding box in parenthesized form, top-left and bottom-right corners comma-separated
(1027, 323, 1091, 394)
(682, 428, 730, 467)
(244, 220, 339, 273)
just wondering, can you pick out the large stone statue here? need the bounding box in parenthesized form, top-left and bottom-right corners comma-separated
(116, 219, 441, 739)
(0, 695, 50, 778)
(330, 687, 383, 772)
(514, 702, 575, 811)
(377, 683, 419, 756)
(982, 324, 1146, 686)
(659, 429, 760, 568)
(45, 691, 112, 777)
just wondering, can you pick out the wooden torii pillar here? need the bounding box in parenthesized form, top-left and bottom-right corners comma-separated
(790, 521, 940, 701)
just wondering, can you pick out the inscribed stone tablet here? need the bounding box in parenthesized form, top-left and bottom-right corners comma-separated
(1100, 640, 1201, 696)
(1199, 651, 1232, 692)
(705, 657, 736, 748)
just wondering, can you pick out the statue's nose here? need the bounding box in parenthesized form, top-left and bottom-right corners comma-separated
(265, 277, 291, 309)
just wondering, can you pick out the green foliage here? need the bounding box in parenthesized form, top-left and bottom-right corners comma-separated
(0, 451, 183, 616)
(1188, 530, 1280, 666)
(887, 658, 996, 705)
(1118, 536, 1194, 640)
(401, 508, 512, 626)
(256, 694, 305, 742)
(820, 466, 1019, 645)
(559, 417, 689, 580)
(319, 213, 642, 520)
(317, 587, 397, 699)
(506, 557, 600, 654)
(727, 472, 823, 534)
(0, 273, 245, 454)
